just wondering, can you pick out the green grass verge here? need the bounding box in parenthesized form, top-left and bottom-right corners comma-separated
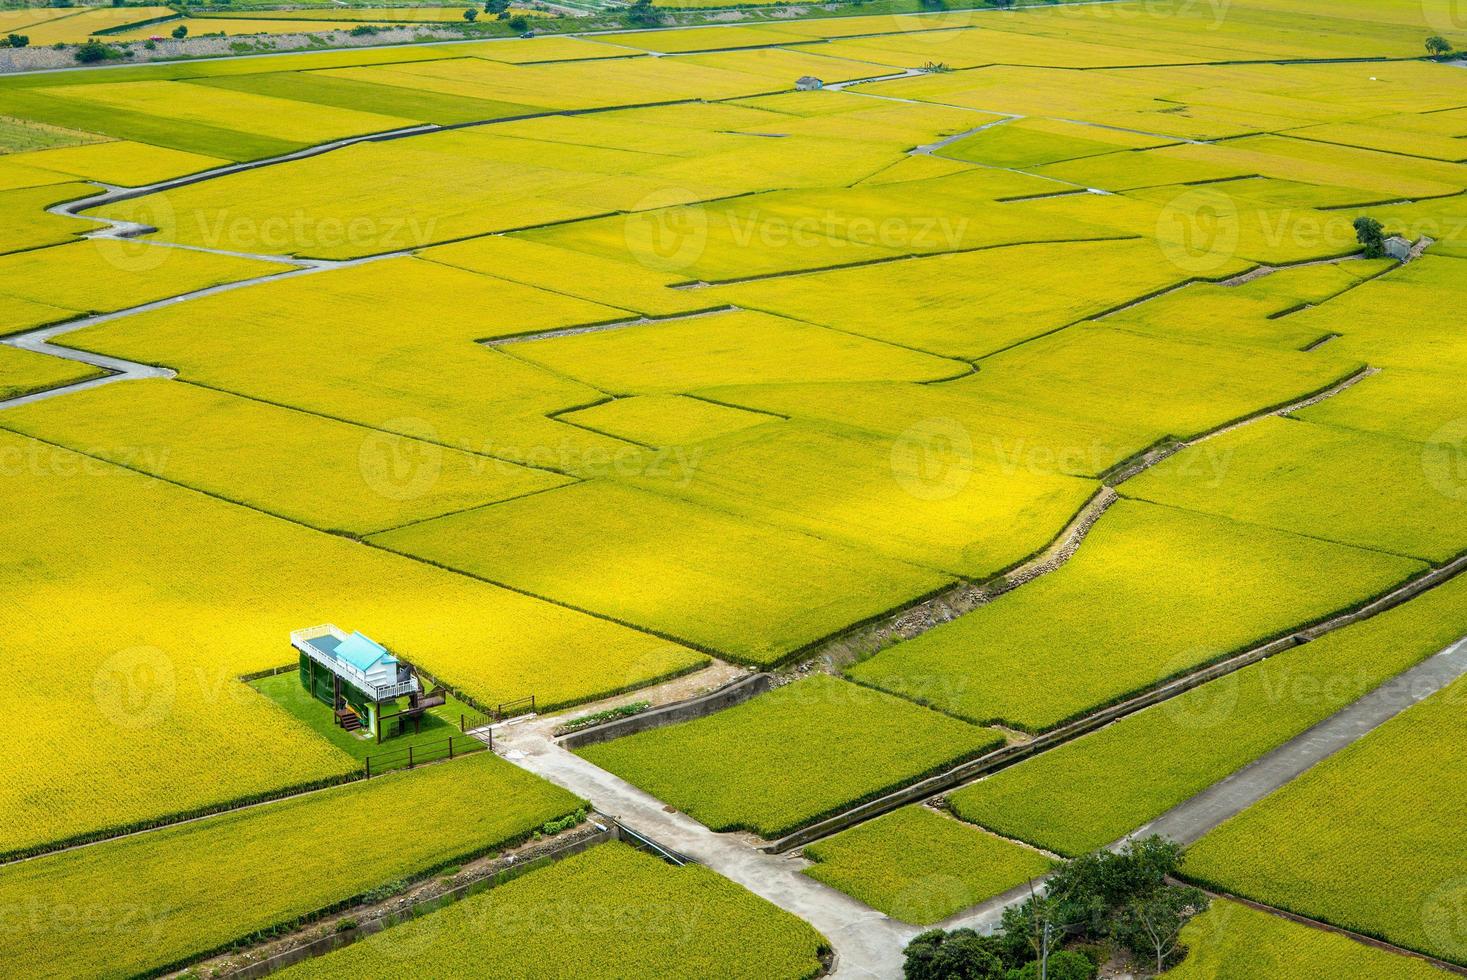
(277, 841, 830, 979)
(578, 675, 1003, 838)
(803, 806, 1053, 925)
(948, 572, 1467, 856)
(1185, 670, 1467, 965)
(0, 753, 585, 979)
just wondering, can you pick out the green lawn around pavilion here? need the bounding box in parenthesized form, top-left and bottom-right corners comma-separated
(249, 670, 488, 770)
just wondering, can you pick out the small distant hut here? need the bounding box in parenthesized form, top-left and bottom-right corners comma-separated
(1383, 235, 1413, 262)
(292, 625, 420, 737)
(795, 76, 824, 91)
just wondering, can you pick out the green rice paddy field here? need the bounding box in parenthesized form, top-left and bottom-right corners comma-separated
(2, 0, 1465, 974)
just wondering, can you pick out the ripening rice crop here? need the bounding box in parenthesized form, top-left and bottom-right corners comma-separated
(56, 260, 633, 466)
(1098, 260, 1390, 351)
(425, 235, 716, 318)
(0, 239, 286, 330)
(940, 116, 1174, 169)
(0, 753, 584, 979)
(193, 70, 540, 127)
(502, 310, 967, 394)
(0, 180, 94, 255)
(91, 128, 727, 259)
(846, 499, 1426, 731)
(1288, 121, 1467, 162)
(9, 5, 175, 44)
(578, 676, 1002, 837)
(0, 430, 700, 854)
(0, 344, 103, 400)
(371, 480, 953, 665)
(32, 80, 416, 148)
(277, 843, 830, 980)
(712, 240, 1220, 359)
(947, 571, 1467, 856)
(1186, 670, 1467, 965)
(1296, 367, 1466, 445)
(623, 419, 1099, 579)
(1287, 257, 1467, 373)
(0, 378, 571, 536)
(1169, 899, 1452, 980)
(1123, 416, 1467, 563)
(698, 379, 1156, 478)
(4, 139, 227, 187)
(957, 326, 1364, 446)
(802, 806, 1053, 924)
(556, 394, 775, 447)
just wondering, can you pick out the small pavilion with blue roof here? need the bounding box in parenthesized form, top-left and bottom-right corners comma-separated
(291, 624, 422, 737)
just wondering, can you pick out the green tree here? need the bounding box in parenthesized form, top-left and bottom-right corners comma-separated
(904, 928, 1007, 980)
(171, 23, 188, 38)
(625, 0, 660, 26)
(1353, 216, 1386, 258)
(1114, 884, 1209, 974)
(507, 14, 528, 30)
(5, 33, 28, 48)
(485, 0, 510, 12)
(1426, 35, 1452, 56)
(73, 39, 118, 62)
(463, 7, 478, 21)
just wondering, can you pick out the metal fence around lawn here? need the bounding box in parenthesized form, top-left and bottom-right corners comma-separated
(362, 733, 487, 777)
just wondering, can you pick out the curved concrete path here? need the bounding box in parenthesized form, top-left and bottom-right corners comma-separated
(496, 630, 1467, 978)
(494, 720, 919, 979)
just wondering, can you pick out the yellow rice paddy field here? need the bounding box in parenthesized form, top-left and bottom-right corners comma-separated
(2, 0, 1465, 973)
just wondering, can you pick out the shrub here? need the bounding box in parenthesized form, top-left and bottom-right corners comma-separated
(555, 700, 651, 735)
(904, 928, 1007, 980)
(1005, 950, 1095, 980)
(73, 40, 122, 63)
(172, 23, 188, 38)
(541, 807, 586, 835)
